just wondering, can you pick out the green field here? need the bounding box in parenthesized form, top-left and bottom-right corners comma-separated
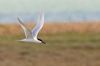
(0, 32, 100, 66)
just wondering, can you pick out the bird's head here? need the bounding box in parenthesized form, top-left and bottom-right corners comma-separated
(37, 38, 46, 44)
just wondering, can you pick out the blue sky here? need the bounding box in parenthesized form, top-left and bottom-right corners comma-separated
(0, 0, 100, 13)
(0, 0, 100, 23)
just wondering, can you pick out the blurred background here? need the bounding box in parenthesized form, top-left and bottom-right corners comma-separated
(0, 0, 100, 23)
(0, 0, 100, 66)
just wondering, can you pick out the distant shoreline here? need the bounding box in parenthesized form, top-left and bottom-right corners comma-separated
(0, 12, 100, 23)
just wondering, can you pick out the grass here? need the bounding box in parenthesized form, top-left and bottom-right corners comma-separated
(0, 32, 100, 66)
(0, 22, 100, 66)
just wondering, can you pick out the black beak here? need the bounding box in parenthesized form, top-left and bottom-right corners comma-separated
(42, 41, 46, 44)
(37, 38, 46, 44)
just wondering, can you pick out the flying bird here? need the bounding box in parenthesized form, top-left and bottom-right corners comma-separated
(17, 13, 46, 44)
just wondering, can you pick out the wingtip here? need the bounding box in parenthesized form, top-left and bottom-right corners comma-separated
(17, 16, 20, 21)
(17, 16, 23, 23)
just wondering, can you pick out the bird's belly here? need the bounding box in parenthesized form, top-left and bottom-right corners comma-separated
(18, 39, 41, 43)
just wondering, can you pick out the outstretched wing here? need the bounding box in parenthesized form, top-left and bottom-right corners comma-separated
(17, 17, 32, 39)
(32, 12, 44, 39)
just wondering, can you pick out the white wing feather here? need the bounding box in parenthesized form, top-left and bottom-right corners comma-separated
(32, 13, 44, 39)
(17, 17, 32, 39)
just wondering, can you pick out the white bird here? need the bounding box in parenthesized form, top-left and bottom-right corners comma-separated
(17, 13, 46, 44)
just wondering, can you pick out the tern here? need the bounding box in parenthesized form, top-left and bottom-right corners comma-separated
(17, 13, 46, 44)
